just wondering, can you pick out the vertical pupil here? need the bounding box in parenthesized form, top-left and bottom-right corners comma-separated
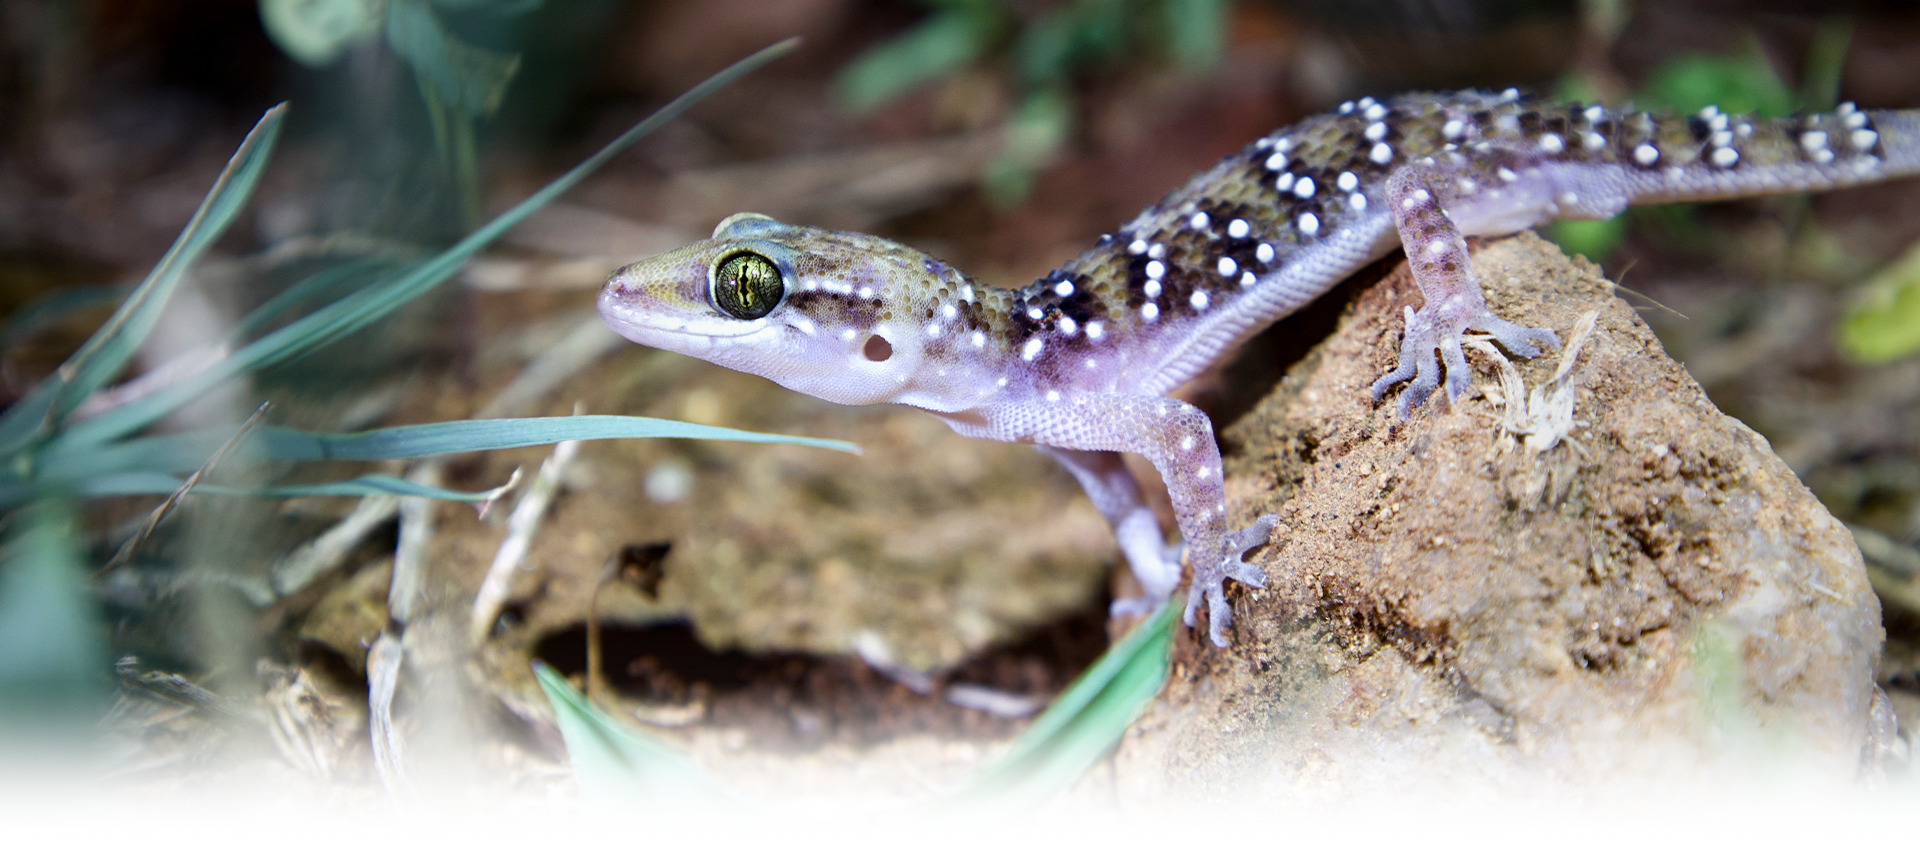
(716, 253, 780, 319)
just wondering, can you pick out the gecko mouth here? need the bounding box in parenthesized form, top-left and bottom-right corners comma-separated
(598, 287, 774, 340)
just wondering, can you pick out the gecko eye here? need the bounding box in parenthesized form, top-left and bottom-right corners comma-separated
(710, 251, 784, 320)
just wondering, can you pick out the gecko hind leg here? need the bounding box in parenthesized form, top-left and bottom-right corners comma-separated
(1038, 446, 1183, 617)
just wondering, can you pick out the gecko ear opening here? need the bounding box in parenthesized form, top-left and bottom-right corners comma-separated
(862, 335, 893, 362)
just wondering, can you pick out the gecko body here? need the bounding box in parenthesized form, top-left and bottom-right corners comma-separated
(599, 90, 1920, 647)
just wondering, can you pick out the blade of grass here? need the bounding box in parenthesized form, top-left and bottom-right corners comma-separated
(228, 255, 404, 340)
(42, 414, 856, 480)
(0, 471, 508, 508)
(60, 39, 800, 448)
(944, 599, 1174, 807)
(0, 108, 283, 460)
(531, 660, 731, 805)
(47, 107, 287, 423)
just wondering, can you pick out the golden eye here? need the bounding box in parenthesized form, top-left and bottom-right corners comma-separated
(711, 251, 784, 319)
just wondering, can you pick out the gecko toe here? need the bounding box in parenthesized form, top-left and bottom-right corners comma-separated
(1206, 588, 1233, 648)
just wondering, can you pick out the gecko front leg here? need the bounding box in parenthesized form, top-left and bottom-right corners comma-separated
(960, 394, 1276, 647)
(1370, 159, 1562, 416)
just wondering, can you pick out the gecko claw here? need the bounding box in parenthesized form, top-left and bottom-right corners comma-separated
(1373, 304, 1559, 417)
(1182, 514, 1278, 647)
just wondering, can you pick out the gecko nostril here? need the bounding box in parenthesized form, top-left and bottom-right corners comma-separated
(862, 335, 893, 362)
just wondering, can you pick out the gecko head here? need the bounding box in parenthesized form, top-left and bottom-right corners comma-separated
(599, 213, 961, 406)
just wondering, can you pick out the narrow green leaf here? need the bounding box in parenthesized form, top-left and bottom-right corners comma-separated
(0, 496, 108, 727)
(0, 111, 285, 458)
(1, 471, 501, 507)
(44, 415, 856, 481)
(229, 256, 404, 340)
(48, 106, 286, 424)
(61, 39, 799, 448)
(946, 599, 1173, 807)
(532, 661, 730, 805)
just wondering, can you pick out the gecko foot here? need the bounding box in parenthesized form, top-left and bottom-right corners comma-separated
(1370, 302, 1559, 417)
(1182, 514, 1278, 647)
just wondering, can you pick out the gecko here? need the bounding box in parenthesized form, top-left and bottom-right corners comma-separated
(597, 89, 1920, 647)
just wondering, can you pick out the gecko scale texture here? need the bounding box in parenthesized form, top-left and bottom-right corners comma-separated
(599, 89, 1920, 648)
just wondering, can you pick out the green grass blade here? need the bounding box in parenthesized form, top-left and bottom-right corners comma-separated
(0, 110, 283, 458)
(531, 661, 731, 806)
(42, 415, 856, 480)
(4, 471, 504, 505)
(58, 39, 799, 448)
(46, 107, 287, 423)
(228, 255, 404, 340)
(0, 385, 60, 464)
(0, 496, 108, 729)
(944, 599, 1174, 807)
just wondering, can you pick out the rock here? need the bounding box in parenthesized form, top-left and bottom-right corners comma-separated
(1112, 231, 1887, 797)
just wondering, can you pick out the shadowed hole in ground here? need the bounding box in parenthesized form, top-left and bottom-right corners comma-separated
(531, 599, 1112, 749)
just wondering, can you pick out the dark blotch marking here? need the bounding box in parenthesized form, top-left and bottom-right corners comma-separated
(862, 334, 893, 362)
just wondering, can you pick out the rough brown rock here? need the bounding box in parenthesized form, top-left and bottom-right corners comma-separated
(1113, 231, 1886, 796)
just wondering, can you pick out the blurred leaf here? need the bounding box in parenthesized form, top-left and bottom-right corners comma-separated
(1799, 17, 1851, 113)
(1547, 216, 1629, 264)
(0, 496, 106, 721)
(836, 10, 997, 113)
(946, 599, 1173, 807)
(532, 661, 730, 805)
(1162, 0, 1226, 71)
(1839, 241, 1920, 363)
(386, 0, 522, 118)
(1642, 49, 1794, 117)
(984, 86, 1070, 206)
(58, 39, 800, 448)
(258, 0, 385, 67)
(45, 416, 857, 481)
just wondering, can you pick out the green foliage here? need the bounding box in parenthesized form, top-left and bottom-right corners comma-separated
(260, 0, 539, 229)
(529, 660, 783, 833)
(1839, 242, 1920, 364)
(0, 499, 104, 829)
(836, 0, 1229, 204)
(941, 599, 1172, 808)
